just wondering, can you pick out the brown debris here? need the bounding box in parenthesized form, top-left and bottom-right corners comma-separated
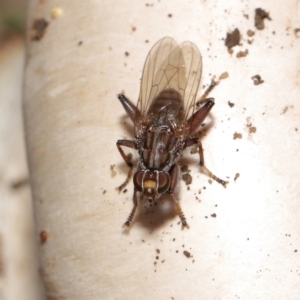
(233, 132, 242, 140)
(294, 28, 300, 38)
(28, 18, 49, 41)
(183, 250, 191, 258)
(228, 101, 235, 108)
(110, 165, 117, 177)
(225, 28, 241, 49)
(180, 165, 189, 173)
(247, 29, 255, 37)
(234, 173, 240, 182)
(182, 173, 192, 185)
(40, 230, 48, 245)
(219, 72, 229, 80)
(255, 8, 271, 30)
(251, 75, 264, 85)
(236, 49, 248, 58)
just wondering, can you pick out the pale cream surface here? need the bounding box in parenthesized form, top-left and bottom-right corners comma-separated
(0, 38, 43, 300)
(21, 0, 300, 299)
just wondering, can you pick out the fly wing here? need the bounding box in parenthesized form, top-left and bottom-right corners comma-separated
(137, 37, 202, 124)
(179, 41, 202, 122)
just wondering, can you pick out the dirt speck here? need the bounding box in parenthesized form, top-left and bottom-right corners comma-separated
(281, 106, 292, 115)
(228, 101, 235, 108)
(182, 173, 192, 185)
(28, 18, 49, 41)
(180, 165, 189, 173)
(183, 250, 191, 258)
(281, 106, 289, 115)
(234, 173, 240, 182)
(225, 28, 241, 50)
(211, 213, 217, 218)
(294, 28, 300, 38)
(125, 51, 130, 57)
(233, 132, 242, 140)
(219, 72, 229, 80)
(246, 118, 257, 134)
(236, 49, 248, 58)
(156, 249, 160, 254)
(168, 13, 173, 18)
(249, 126, 256, 133)
(40, 230, 48, 245)
(110, 165, 117, 177)
(251, 75, 264, 85)
(247, 29, 255, 37)
(255, 8, 271, 30)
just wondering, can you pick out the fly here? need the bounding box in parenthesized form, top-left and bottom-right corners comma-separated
(116, 37, 227, 229)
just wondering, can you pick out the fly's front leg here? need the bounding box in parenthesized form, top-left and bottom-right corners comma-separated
(185, 138, 228, 187)
(123, 189, 138, 229)
(197, 139, 228, 187)
(116, 139, 136, 192)
(169, 164, 189, 229)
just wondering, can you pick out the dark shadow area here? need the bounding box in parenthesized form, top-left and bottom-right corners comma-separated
(123, 193, 181, 233)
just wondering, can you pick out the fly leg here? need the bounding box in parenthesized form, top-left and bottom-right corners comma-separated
(197, 139, 228, 187)
(196, 78, 219, 106)
(169, 164, 189, 229)
(116, 139, 136, 192)
(118, 93, 141, 122)
(123, 189, 138, 229)
(187, 98, 215, 136)
(185, 138, 228, 187)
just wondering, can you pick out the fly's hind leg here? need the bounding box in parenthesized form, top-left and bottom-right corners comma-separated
(196, 78, 219, 107)
(169, 165, 189, 229)
(123, 189, 138, 229)
(116, 139, 136, 192)
(184, 138, 228, 187)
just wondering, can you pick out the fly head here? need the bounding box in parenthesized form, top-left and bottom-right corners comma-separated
(133, 170, 170, 204)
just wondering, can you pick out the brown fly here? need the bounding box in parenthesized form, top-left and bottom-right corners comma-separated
(117, 37, 227, 229)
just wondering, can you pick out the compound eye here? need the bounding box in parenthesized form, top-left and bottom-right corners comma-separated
(133, 171, 144, 192)
(157, 172, 170, 194)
